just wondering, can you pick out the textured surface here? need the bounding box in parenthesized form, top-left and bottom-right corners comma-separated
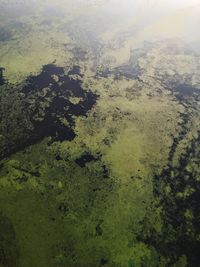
(0, 1, 200, 266)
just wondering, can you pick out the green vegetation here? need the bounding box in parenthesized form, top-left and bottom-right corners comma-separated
(0, 1, 200, 266)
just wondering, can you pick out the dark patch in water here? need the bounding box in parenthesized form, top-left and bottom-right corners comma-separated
(102, 164, 109, 178)
(113, 63, 141, 79)
(75, 153, 110, 179)
(164, 82, 200, 163)
(167, 112, 189, 163)
(0, 27, 12, 42)
(68, 65, 82, 76)
(99, 258, 108, 266)
(75, 153, 97, 167)
(95, 220, 103, 236)
(70, 47, 88, 61)
(97, 64, 141, 80)
(23, 64, 64, 93)
(157, 80, 200, 164)
(172, 83, 200, 102)
(58, 203, 69, 214)
(151, 131, 200, 266)
(24, 64, 97, 143)
(0, 22, 30, 43)
(97, 48, 145, 79)
(0, 67, 5, 86)
(176, 84, 197, 96)
(158, 74, 200, 103)
(0, 64, 97, 159)
(55, 155, 62, 161)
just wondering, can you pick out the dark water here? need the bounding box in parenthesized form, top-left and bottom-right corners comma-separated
(0, 27, 12, 42)
(166, 82, 200, 163)
(68, 65, 82, 76)
(71, 47, 88, 61)
(75, 153, 97, 167)
(0, 22, 30, 43)
(24, 64, 97, 143)
(0, 64, 97, 159)
(160, 75, 200, 102)
(97, 62, 141, 80)
(176, 84, 197, 96)
(0, 67, 5, 85)
(174, 84, 200, 101)
(152, 131, 200, 267)
(167, 112, 189, 163)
